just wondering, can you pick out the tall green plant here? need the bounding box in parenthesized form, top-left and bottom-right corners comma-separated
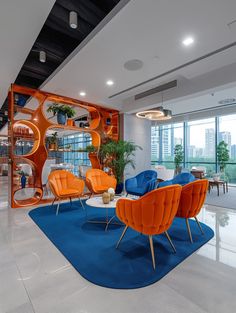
(100, 140, 142, 184)
(217, 140, 229, 172)
(174, 144, 184, 172)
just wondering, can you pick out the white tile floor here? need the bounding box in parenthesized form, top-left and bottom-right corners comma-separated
(0, 176, 236, 313)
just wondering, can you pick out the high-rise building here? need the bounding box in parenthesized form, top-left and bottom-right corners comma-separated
(151, 126, 159, 161)
(231, 144, 236, 160)
(205, 128, 215, 158)
(162, 128, 171, 156)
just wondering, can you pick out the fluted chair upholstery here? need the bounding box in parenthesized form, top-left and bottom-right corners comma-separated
(48, 170, 84, 215)
(176, 179, 209, 243)
(116, 185, 182, 269)
(125, 170, 157, 197)
(158, 172, 195, 188)
(85, 169, 117, 195)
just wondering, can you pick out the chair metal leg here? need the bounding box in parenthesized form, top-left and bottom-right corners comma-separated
(165, 231, 176, 253)
(149, 235, 156, 270)
(186, 218, 193, 243)
(116, 225, 128, 249)
(70, 197, 72, 208)
(195, 217, 204, 234)
(51, 197, 56, 208)
(56, 200, 61, 216)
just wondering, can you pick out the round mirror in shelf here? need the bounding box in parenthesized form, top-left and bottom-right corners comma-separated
(13, 121, 40, 157)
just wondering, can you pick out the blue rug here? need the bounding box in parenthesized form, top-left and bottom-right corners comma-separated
(29, 201, 214, 289)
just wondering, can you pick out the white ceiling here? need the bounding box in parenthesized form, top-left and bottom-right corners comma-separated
(0, 0, 55, 106)
(41, 0, 236, 114)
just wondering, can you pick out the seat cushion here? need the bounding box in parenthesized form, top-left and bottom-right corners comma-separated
(94, 185, 110, 193)
(59, 189, 81, 196)
(127, 187, 145, 196)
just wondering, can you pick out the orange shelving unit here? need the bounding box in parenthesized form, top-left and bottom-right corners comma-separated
(8, 84, 119, 208)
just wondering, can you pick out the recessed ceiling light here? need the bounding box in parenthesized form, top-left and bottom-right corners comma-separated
(106, 80, 114, 86)
(69, 11, 78, 29)
(182, 36, 194, 46)
(79, 91, 86, 97)
(39, 51, 46, 63)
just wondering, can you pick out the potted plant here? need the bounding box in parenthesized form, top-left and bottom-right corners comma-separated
(100, 140, 142, 194)
(85, 144, 97, 153)
(174, 144, 184, 175)
(47, 132, 58, 150)
(217, 140, 229, 174)
(47, 103, 76, 125)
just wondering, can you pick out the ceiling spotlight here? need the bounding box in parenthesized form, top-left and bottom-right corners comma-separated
(79, 91, 86, 97)
(182, 36, 194, 46)
(69, 11, 78, 29)
(106, 80, 114, 86)
(39, 51, 46, 63)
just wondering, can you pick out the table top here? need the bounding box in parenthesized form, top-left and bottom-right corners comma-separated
(208, 179, 227, 184)
(86, 195, 136, 208)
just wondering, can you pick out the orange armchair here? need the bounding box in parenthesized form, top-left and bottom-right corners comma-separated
(85, 169, 117, 195)
(176, 179, 209, 243)
(48, 170, 85, 215)
(116, 185, 182, 269)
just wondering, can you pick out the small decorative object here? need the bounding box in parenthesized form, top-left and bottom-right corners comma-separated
(213, 173, 220, 182)
(108, 187, 115, 201)
(20, 171, 26, 188)
(102, 192, 110, 204)
(47, 103, 76, 125)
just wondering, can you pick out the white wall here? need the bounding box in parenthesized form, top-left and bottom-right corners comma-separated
(123, 114, 151, 178)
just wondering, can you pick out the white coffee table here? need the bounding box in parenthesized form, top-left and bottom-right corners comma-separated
(86, 196, 125, 231)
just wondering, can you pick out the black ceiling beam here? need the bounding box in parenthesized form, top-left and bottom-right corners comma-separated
(0, 0, 121, 130)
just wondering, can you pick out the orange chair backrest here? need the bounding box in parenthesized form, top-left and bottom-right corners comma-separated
(177, 179, 209, 218)
(86, 169, 115, 187)
(116, 185, 182, 235)
(48, 170, 76, 197)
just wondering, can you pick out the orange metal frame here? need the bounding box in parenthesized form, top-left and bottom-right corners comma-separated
(8, 84, 119, 208)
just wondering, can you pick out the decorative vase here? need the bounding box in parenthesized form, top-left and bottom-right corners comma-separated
(57, 112, 66, 125)
(67, 119, 74, 126)
(213, 173, 220, 182)
(102, 192, 110, 204)
(49, 143, 57, 151)
(21, 174, 26, 188)
(115, 182, 123, 195)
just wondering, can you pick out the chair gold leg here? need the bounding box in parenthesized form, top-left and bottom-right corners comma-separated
(116, 225, 128, 249)
(164, 231, 176, 253)
(149, 235, 156, 270)
(195, 217, 204, 234)
(186, 218, 193, 243)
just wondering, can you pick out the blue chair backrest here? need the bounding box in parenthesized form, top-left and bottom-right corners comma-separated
(172, 172, 195, 185)
(136, 170, 157, 186)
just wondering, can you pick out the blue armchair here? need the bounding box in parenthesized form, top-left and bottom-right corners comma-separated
(158, 172, 195, 188)
(125, 170, 157, 196)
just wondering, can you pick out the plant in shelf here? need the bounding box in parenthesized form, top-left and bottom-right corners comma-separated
(99, 140, 142, 194)
(85, 144, 97, 153)
(46, 132, 58, 150)
(47, 103, 76, 125)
